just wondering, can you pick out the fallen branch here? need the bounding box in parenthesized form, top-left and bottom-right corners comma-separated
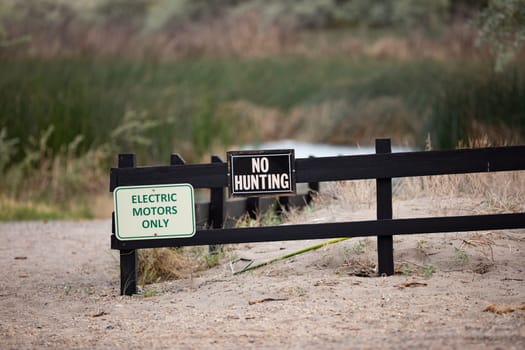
(396, 281, 428, 289)
(85, 311, 108, 318)
(248, 298, 288, 305)
(483, 304, 525, 315)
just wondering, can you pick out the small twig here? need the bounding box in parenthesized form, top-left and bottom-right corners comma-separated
(248, 298, 288, 305)
(85, 311, 108, 318)
(396, 281, 428, 289)
(501, 278, 524, 282)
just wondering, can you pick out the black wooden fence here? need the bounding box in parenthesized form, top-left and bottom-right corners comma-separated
(110, 139, 525, 295)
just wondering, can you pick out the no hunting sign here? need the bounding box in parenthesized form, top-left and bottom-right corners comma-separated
(227, 149, 296, 196)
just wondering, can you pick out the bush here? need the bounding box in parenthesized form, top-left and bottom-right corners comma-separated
(428, 63, 525, 149)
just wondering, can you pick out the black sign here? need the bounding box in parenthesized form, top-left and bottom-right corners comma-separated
(227, 149, 296, 196)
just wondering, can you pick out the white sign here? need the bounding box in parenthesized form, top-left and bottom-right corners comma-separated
(113, 183, 196, 240)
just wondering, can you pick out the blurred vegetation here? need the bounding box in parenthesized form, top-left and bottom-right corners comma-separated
(476, 0, 525, 71)
(0, 0, 524, 220)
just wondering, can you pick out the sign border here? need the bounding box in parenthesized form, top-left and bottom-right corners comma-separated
(227, 149, 296, 197)
(114, 183, 196, 241)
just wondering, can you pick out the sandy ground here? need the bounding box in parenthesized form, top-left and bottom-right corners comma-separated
(1, 195, 524, 349)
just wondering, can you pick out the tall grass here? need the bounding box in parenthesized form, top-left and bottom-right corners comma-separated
(3, 57, 523, 164)
(1, 56, 524, 219)
(428, 63, 525, 148)
(0, 56, 407, 163)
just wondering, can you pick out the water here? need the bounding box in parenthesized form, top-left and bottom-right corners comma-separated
(241, 139, 415, 158)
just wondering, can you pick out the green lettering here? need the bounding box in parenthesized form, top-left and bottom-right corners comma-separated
(132, 207, 143, 216)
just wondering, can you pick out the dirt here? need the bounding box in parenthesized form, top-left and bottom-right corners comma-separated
(1, 196, 524, 349)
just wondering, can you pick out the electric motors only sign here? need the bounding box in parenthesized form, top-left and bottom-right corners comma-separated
(227, 149, 296, 196)
(113, 183, 196, 241)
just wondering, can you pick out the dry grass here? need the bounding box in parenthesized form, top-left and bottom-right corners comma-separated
(460, 233, 496, 262)
(3, 8, 297, 60)
(137, 246, 234, 286)
(285, 165, 524, 228)
(0, 126, 110, 220)
(295, 22, 484, 62)
(399, 171, 525, 213)
(284, 180, 376, 225)
(396, 137, 525, 214)
(398, 169, 525, 216)
(3, 4, 489, 62)
(138, 248, 196, 285)
(217, 96, 420, 148)
(1, 127, 108, 203)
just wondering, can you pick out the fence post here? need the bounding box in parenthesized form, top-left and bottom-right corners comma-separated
(276, 196, 289, 216)
(209, 155, 225, 254)
(118, 153, 138, 295)
(376, 139, 394, 276)
(306, 156, 320, 204)
(246, 197, 259, 220)
(170, 153, 186, 166)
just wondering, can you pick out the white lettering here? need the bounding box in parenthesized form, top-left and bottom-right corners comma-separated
(251, 158, 261, 173)
(251, 157, 269, 173)
(260, 157, 269, 172)
(281, 173, 289, 189)
(242, 175, 250, 190)
(259, 174, 267, 189)
(234, 175, 243, 191)
(233, 173, 291, 193)
(270, 174, 280, 189)
(250, 175, 259, 190)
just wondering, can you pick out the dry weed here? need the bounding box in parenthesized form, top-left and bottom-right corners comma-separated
(3, 3, 487, 62)
(225, 97, 420, 146)
(214, 101, 285, 144)
(398, 138, 525, 214)
(285, 180, 376, 225)
(460, 231, 508, 263)
(138, 247, 215, 285)
(398, 170, 525, 214)
(321, 180, 376, 210)
(483, 303, 525, 315)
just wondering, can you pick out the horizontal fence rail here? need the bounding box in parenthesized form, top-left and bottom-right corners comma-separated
(112, 213, 525, 250)
(110, 146, 525, 190)
(110, 140, 525, 295)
